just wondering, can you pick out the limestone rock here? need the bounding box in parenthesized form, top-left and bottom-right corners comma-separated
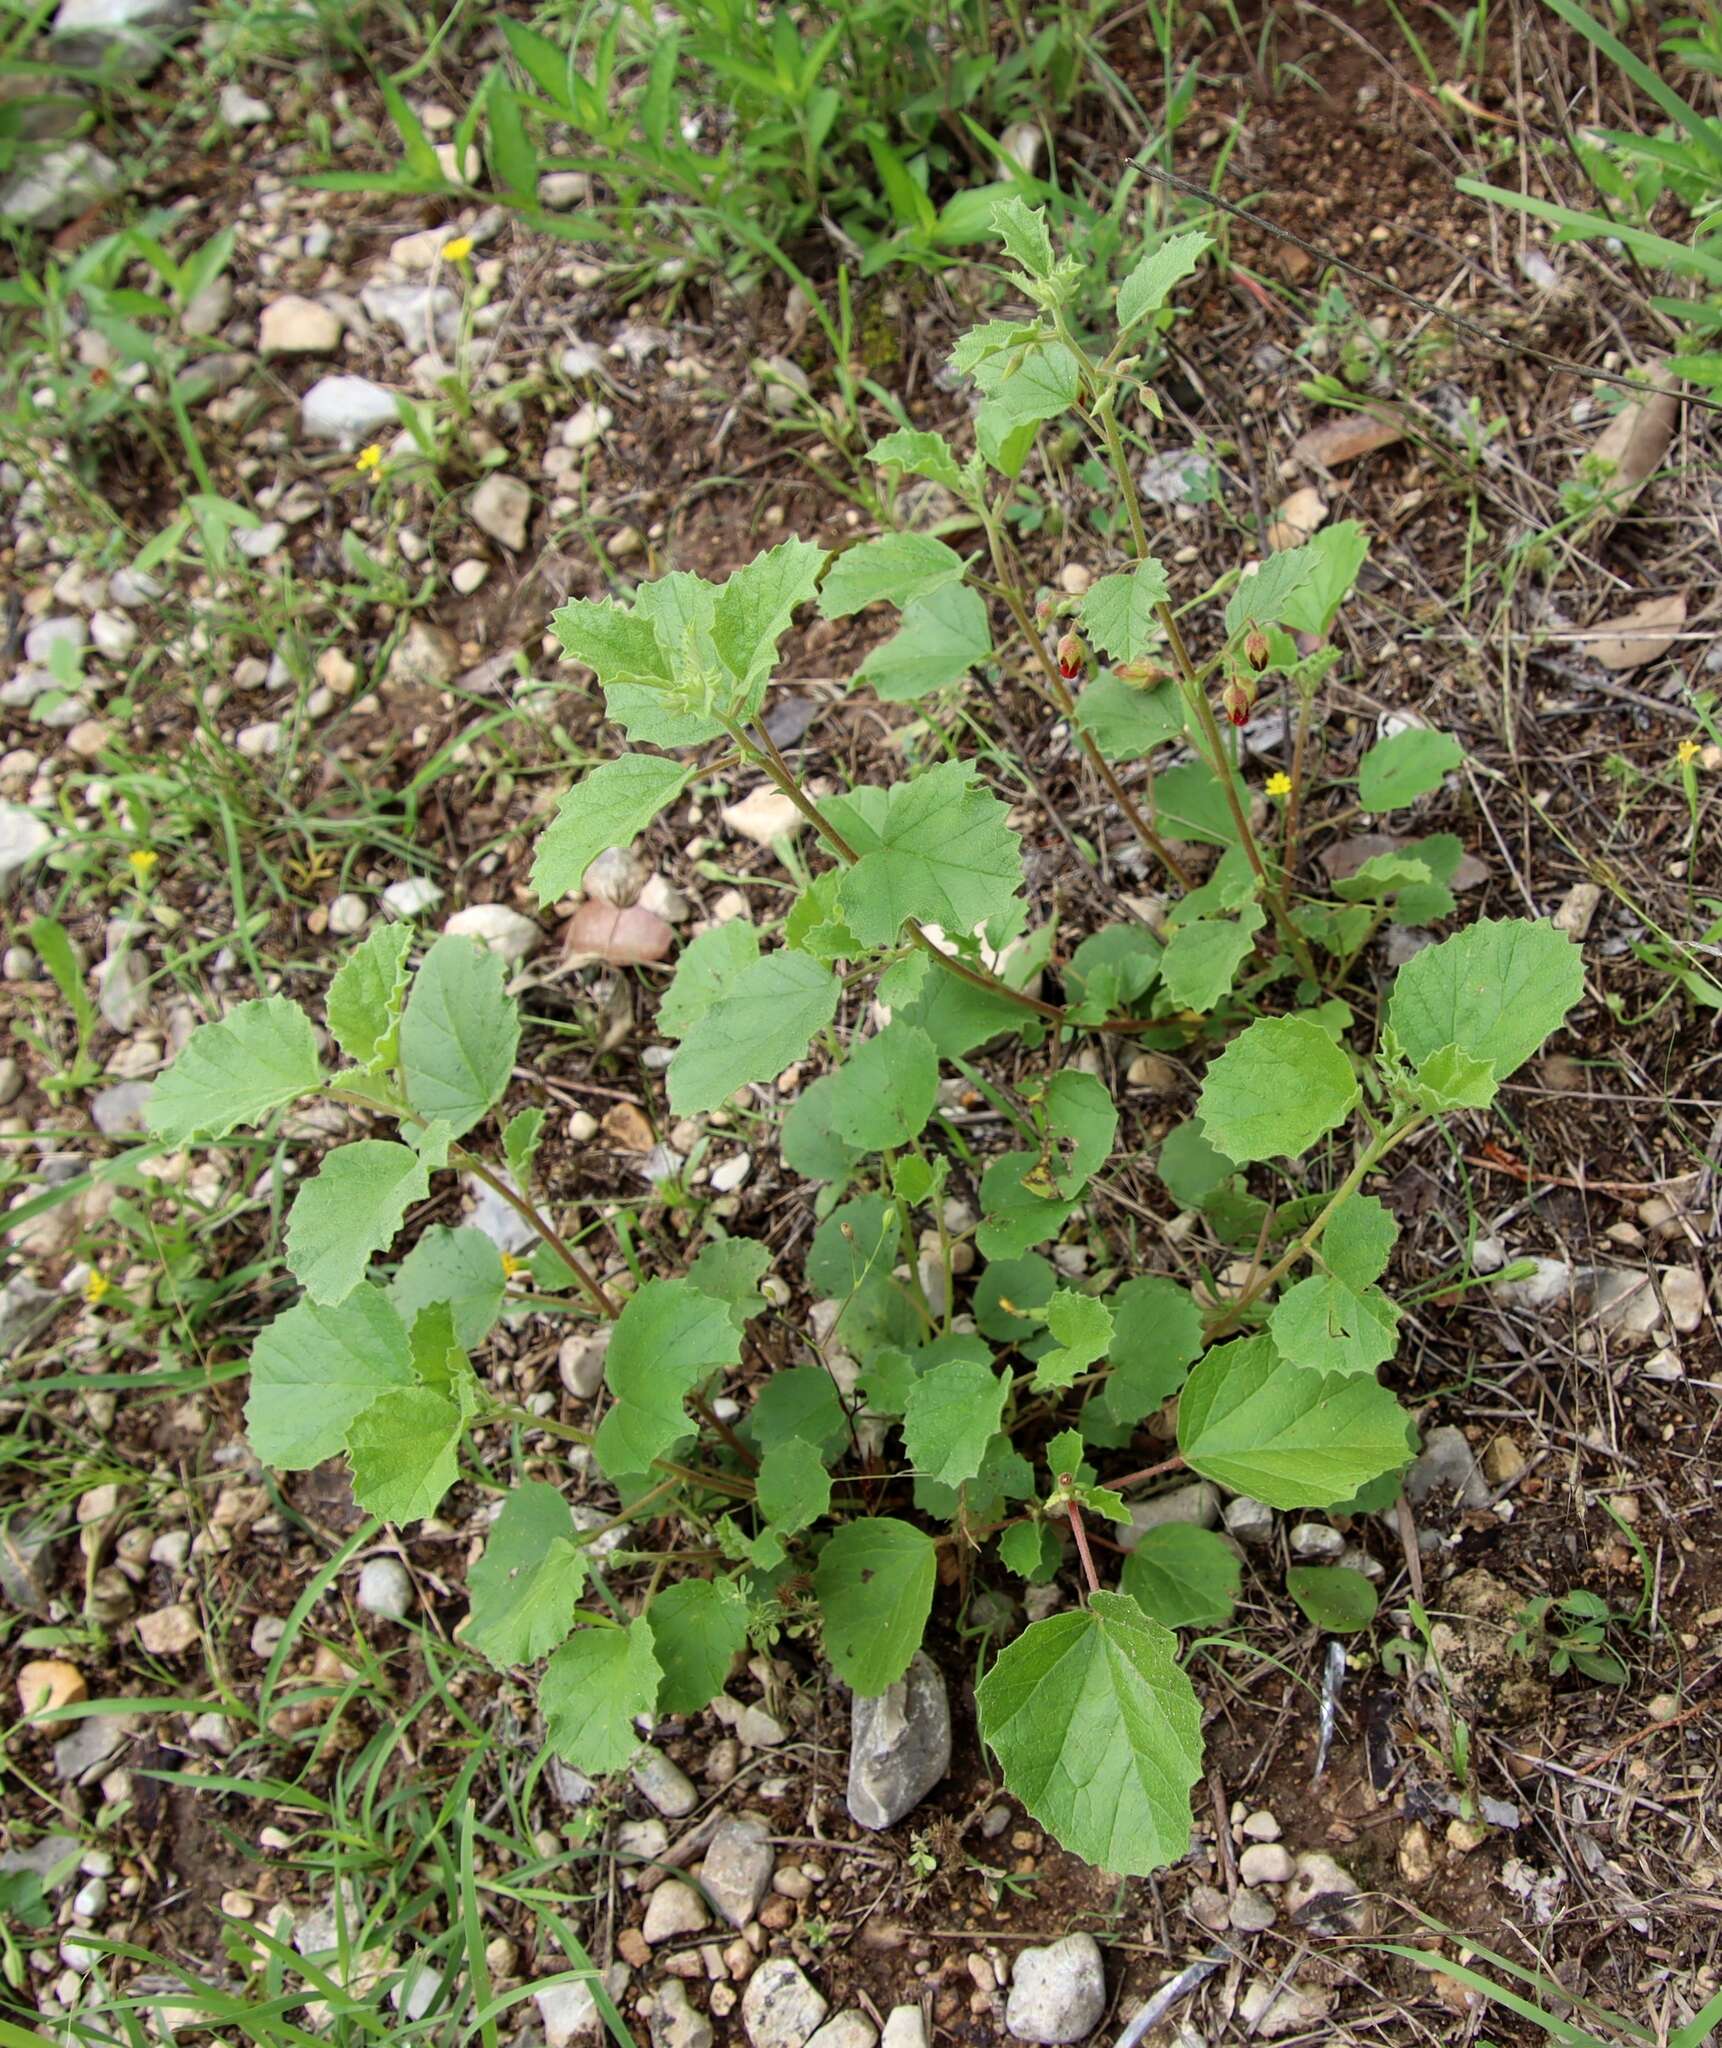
(356, 1557, 413, 1620)
(471, 473, 532, 552)
(846, 1651, 950, 1830)
(51, 0, 193, 74)
(1005, 1934, 1105, 2044)
(700, 1813, 774, 1928)
(0, 141, 120, 230)
(300, 375, 399, 446)
(742, 1958, 828, 2048)
(260, 296, 343, 354)
(443, 902, 543, 962)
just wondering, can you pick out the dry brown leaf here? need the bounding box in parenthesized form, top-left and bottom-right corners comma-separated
(600, 1102, 656, 1153)
(1291, 412, 1405, 467)
(1267, 485, 1328, 552)
(1588, 360, 1678, 512)
(1587, 592, 1687, 670)
(562, 899, 674, 967)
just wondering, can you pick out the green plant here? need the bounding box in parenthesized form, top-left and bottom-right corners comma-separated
(1509, 1588, 1629, 1685)
(139, 198, 1591, 1882)
(1385, 1912, 1722, 2048)
(1457, 0, 1722, 389)
(333, 0, 1108, 294)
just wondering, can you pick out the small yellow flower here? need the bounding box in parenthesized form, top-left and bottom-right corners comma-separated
(84, 1272, 110, 1305)
(1266, 771, 1294, 798)
(355, 443, 383, 474)
(501, 1252, 525, 1278)
(1677, 738, 1701, 766)
(442, 235, 474, 265)
(128, 848, 158, 878)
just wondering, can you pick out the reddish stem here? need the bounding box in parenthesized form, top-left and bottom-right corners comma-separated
(1066, 1495, 1102, 1598)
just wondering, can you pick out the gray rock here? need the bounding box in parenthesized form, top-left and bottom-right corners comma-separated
(0, 1508, 60, 1609)
(51, 0, 193, 73)
(649, 1980, 713, 2048)
(357, 1557, 413, 1620)
(300, 375, 399, 446)
(0, 801, 55, 887)
(806, 2016, 877, 2048)
(1406, 1425, 1489, 1509)
(0, 1279, 58, 1360)
(382, 875, 444, 918)
(91, 1080, 151, 1136)
(0, 140, 121, 229)
(1005, 1934, 1106, 2044)
(1491, 1256, 1572, 1309)
(1284, 1850, 1367, 1932)
(360, 280, 458, 350)
(464, 1171, 537, 1257)
(0, 1834, 81, 1891)
(700, 1813, 774, 1928)
(1222, 1495, 1274, 1545)
(471, 473, 532, 552)
(444, 902, 542, 962)
(218, 82, 271, 126)
(1229, 1888, 1277, 1932)
(847, 1651, 951, 1830)
(328, 893, 368, 936)
(880, 2012, 928, 2048)
(1117, 1480, 1220, 1548)
(1288, 1522, 1344, 1560)
(24, 615, 85, 666)
(1238, 1841, 1293, 1885)
(642, 1878, 707, 1943)
(741, 1957, 828, 2048)
(631, 1747, 698, 1818)
(558, 1329, 610, 1400)
(52, 1711, 131, 1783)
(536, 1965, 630, 2046)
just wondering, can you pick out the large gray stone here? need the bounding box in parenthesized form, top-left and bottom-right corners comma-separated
(846, 1651, 950, 1831)
(1116, 1481, 1219, 1547)
(700, 1812, 773, 1928)
(51, 0, 193, 72)
(300, 376, 399, 447)
(1006, 1934, 1105, 2043)
(0, 800, 59, 884)
(741, 1958, 827, 2048)
(1406, 1425, 1489, 1509)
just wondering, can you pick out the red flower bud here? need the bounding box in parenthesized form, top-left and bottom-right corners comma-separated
(1221, 675, 1254, 726)
(1243, 627, 1271, 671)
(1056, 631, 1085, 680)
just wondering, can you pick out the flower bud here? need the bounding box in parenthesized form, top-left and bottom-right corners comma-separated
(1034, 594, 1054, 625)
(1221, 675, 1254, 726)
(1243, 627, 1271, 671)
(1115, 659, 1171, 689)
(1056, 631, 1085, 680)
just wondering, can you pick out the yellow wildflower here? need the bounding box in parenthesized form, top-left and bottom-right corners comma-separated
(501, 1252, 525, 1278)
(1677, 738, 1701, 766)
(355, 444, 383, 474)
(128, 848, 158, 877)
(443, 235, 474, 264)
(84, 1272, 110, 1305)
(1266, 771, 1293, 798)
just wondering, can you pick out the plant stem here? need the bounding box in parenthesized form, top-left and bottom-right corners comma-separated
(1066, 1498, 1102, 1598)
(1085, 387, 1319, 985)
(1281, 683, 1317, 885)
(459, 1153, 620, 1321)
(1207, 1110, 1429, 1338)
(983, 518, 1195, 892)
(725, 714, 1155, 1037)
(1109, 1453, 1186, 1489)
(491, 1405, 754, 1500)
